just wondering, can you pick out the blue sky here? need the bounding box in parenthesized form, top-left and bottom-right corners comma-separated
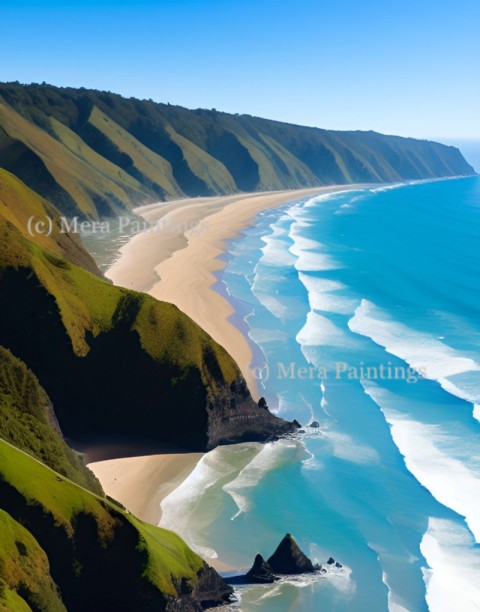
(1, 0, 479, 140)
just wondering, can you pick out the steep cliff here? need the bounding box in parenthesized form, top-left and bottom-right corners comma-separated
(0, 82, 474, 218)
(0, 439, 233, 610)
(0, 172, 296, 452)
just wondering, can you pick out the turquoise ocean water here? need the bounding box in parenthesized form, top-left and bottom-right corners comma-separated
(160, 177, 480, 611)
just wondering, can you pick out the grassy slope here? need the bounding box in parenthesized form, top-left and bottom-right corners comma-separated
(0, 208, 238, 381)
(164, 123, 237, 193)
(0, 509, 66, 612)
(0, 98, 151, 217)
(88, 105, 182, 198)
(0, 167, 101, 275)
(0, 346, 102, 495)
(0, 172, 235, 608)
(0, 439, 225, 610)
(0, 173, 279, 454)
(49, 115, 149, 201)
(0, 83, 474, 218)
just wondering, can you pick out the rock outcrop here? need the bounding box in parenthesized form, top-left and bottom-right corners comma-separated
(0, 439, 234, 611)
(226, 534, 330, 586)
(0, 212, 299, 454)
(245, 554, 277, 584)
(267, 534, 316, 574)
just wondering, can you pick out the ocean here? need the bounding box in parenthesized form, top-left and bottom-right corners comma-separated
(159, 177, 480, 611)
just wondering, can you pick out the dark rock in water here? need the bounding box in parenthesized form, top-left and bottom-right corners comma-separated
(309, 420, 320, 428)
(267, 534, 315, 574)
(167, 565, 234, 610)
(0, 268, 299, 457)
(258, 397, 268, 409)
(245, 554, 277, 584)
(298, 429, 305, 434)
(226, 534, 325, 586)
(207, 378, 299, 450)
(335, 562, 343, 568)
(327, 557, 335, 565)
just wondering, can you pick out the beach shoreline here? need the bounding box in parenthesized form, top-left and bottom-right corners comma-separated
(87, 450, 202, 524)
(107, 185, 366, 399)
(89, 185, 367, 570)
(80, 439, 204, 525)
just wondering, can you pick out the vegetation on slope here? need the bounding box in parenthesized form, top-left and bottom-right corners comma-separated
(0, 169, 241, 610)
(0, 82, 474, 218)
(0, 508, 66, 612)
(0, 175, 294, 451)
(0, 98, 150, 218)
(0, 439, 232, 610)
(0, 168, 101, 275)
(0, 87, 307, 610)
(0, 346, 102, 495)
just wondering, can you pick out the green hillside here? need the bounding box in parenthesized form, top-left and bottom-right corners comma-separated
(0, 346, 102, 495)
(0, 439, 232, 610)
(0, 170, 295, 451)
(0, 168, 100, 275)
(0, 82, 474, 218)
(0, 168, 282, 608)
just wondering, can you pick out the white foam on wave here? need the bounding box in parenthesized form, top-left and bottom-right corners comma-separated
(439, 376, 480, 419)
(303, 189, 364, 208)
(297, 311, 357, 348)
(223, 441, 311, 520)
(301, 447, 322, 471)
(421, 517, 480, 612)
(259, 234, 297, 267)
(363, 382, 480, 542)
(251, 265, 290, 319)
(349, 299, 480, 417)
(320, 380, 332, 417)
(288, 225, 325, 251)
(381, 572, 410, 612)
(474, 405, 480, 423)
(369, 183, 405, 193)
(298, 272, 359, 315)
(248, 326, 288, 344)
(251, 250, 306, 320)
(159, 444, 277, 556)
(290, 243, 342, 272)
(248, 215, 299, 318)
(252, 292, 290, 319)
(159, 448, 228, 558)
(286, 208, 342, 272)
(322, 429, 380, 465)
(267, 216, 290, 237)
(231, 565, 353, 610)
(299, 274, 346, 294)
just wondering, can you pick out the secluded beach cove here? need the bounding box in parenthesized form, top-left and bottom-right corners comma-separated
(87, 178, 480, 610)
(87, 185, 361, 555)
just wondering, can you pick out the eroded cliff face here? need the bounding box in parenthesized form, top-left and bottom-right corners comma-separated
(206, 377, 297, 450)
(0, 264, 297, 453)
(0, 440, 234, 611)
(0, 132, 293, 611)
(0, 82, 475, 219)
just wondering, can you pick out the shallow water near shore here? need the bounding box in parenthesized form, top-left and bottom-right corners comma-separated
(160, 177, 480, 611)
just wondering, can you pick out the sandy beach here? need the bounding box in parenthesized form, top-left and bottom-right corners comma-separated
(88, 451, 202, 524)
(92, 185, 363, 551)
(107, 186, 363, 397)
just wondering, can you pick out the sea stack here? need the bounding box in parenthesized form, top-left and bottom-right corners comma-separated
(245, 554, 278, 584)
(226, 534, 322, 585)
(267, 534, 316, 574)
